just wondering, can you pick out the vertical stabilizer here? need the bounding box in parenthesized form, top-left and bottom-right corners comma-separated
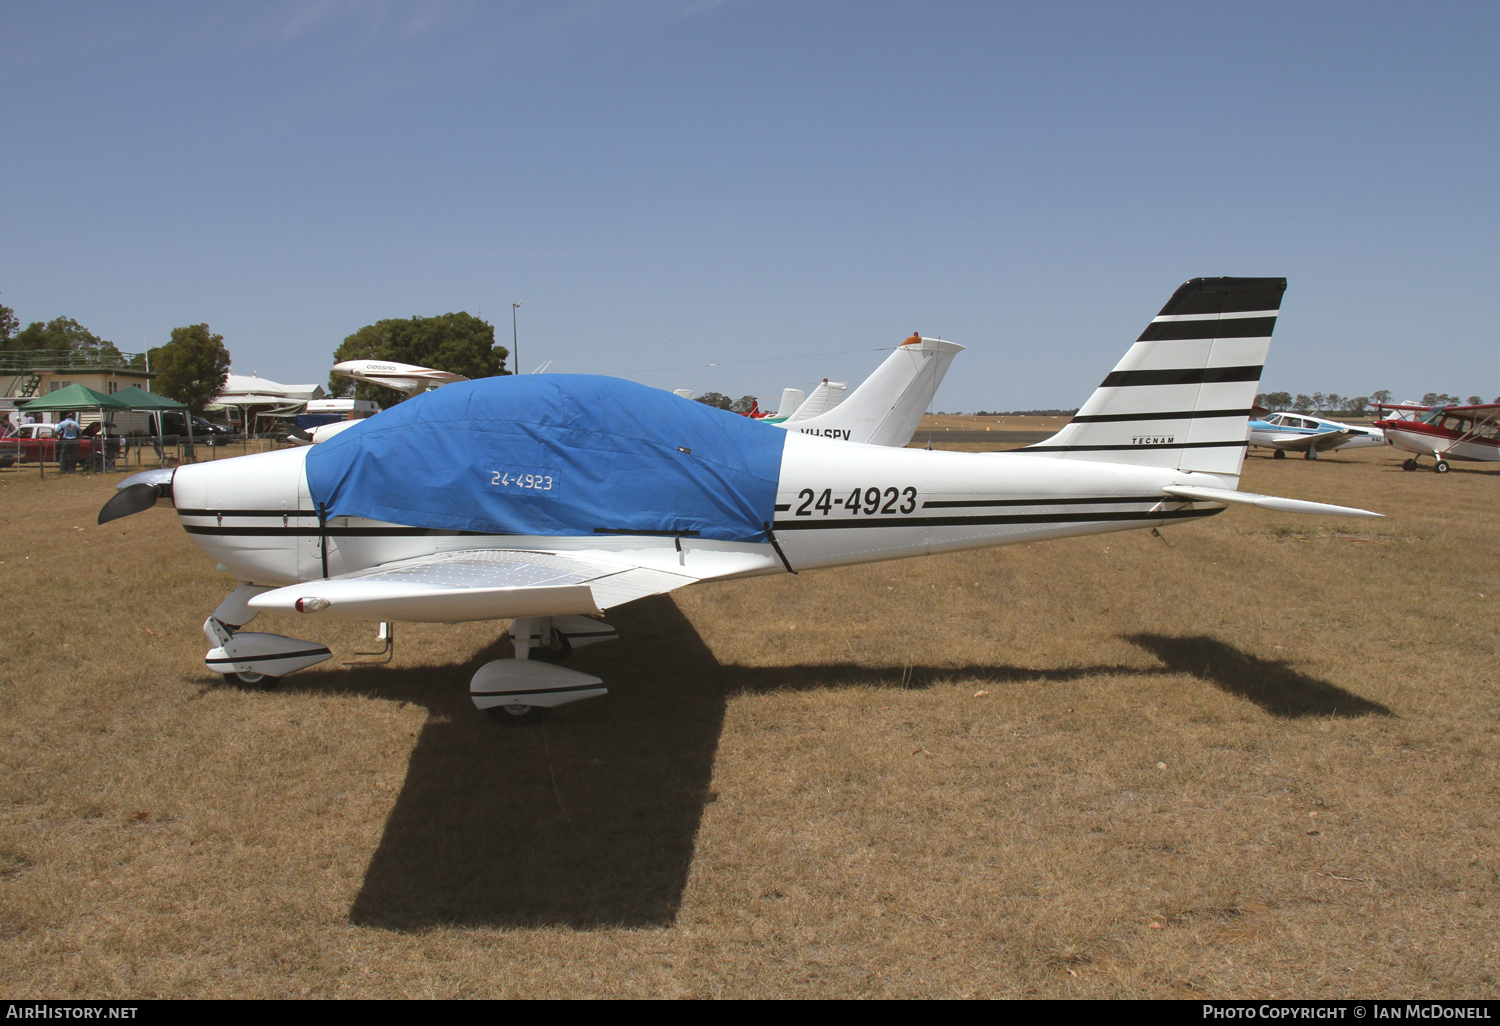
(777, 387, 806, 418)
(781, 337, 965, 445)
(785, 379, 847, 422)
(1019, 277, 1285, 488)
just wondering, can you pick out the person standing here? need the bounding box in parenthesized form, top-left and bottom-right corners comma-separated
(56, 412, 80, 473)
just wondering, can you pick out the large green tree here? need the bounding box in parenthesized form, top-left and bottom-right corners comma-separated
(149, 324, 231, 414)
(5, 315, 127, 365)
(328, 311, 507, 406)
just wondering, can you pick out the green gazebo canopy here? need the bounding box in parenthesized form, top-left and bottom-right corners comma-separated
(111, 386, 187, 411)
(17, 382, 132, 413)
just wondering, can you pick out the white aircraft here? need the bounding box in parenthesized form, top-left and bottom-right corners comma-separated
(100, 277, 1378, 724)
(681, 335, 963, 446)
(1247, 411, 1386, 459)
(776, 337, 962, 445)
(330, 359, 469, 395)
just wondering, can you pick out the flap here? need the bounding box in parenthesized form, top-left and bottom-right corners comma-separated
(248, 548, 698, 622)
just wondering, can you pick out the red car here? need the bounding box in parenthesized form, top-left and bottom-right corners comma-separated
(5, 423, 126, 468)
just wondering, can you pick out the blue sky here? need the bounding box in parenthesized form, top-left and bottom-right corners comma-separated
(2, 1, 1496, 409)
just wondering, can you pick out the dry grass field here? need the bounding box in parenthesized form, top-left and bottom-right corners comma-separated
(2, 426, 1498, 998)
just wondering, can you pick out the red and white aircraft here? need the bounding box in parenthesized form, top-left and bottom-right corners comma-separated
(1375, 402, 1500, 473)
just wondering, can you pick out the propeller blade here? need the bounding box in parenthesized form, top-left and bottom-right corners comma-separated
(99, 483, 162, 524)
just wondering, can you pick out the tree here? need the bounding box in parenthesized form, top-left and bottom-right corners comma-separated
(329, 312, 506, 406)
(731, 395, 759, 414)
(5, 315, 125, 365)
(1345, 395, 1371, 416)
(1293, 394, 1314, 412)
(1468, 396, 1484, 406)
(1370, 390, 1392, 407)
(1260, 391, 1293, 411)
(149, 324, 231, 415)
(694, 392, 733, 411)
(0, 295, 16, 345)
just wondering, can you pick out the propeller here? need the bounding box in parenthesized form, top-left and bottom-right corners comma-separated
(98, 468, 175, 525)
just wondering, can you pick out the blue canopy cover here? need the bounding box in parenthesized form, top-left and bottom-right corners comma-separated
(306, 375, 786, 543)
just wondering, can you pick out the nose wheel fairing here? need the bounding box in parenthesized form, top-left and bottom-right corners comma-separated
(203, 618, 333, 682)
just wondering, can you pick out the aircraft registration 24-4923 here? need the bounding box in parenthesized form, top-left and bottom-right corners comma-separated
(100, 277, 1380, 724)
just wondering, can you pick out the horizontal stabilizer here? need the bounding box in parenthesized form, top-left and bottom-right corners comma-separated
(1161, 485, 1382, 519)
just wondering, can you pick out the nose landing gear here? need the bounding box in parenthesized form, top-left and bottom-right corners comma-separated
(203, 583, 333, 688)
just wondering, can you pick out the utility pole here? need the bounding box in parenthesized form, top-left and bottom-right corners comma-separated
(512, 302, 523, 375)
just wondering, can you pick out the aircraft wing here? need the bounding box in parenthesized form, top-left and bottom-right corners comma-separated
(1433, 402, 1500, 415)
(1267, 429, 1361, 452)
(247, 547, 721, 623)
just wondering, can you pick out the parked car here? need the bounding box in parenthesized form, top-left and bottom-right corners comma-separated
(144, 412, 236, 446)
(7, 423, 125, 467)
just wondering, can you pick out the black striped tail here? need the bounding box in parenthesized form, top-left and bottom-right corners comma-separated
(1019, 277, 1286, 487)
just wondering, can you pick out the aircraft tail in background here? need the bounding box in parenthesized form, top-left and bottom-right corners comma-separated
(781, 337, 964, 446)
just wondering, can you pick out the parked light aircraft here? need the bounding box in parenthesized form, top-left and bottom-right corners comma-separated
(1375, 402, 1500, 472)
(290, 360, 473, 445)
(331, 359, 468, 395)
(677, 336, 962, 446)
(1247, 411, 1385, 460)
(755, 387, 806, 424)
(100, 277, 1378, 723)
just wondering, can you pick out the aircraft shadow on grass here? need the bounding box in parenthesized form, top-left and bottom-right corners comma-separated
(276, 596, 1388, 932)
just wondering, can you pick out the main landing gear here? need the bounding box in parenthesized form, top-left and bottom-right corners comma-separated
(1402, 457, 1450, 473)
(1273, 449, 1287, 460)
(1304, 447, 1319, 460)
(471, 615, 619, 725)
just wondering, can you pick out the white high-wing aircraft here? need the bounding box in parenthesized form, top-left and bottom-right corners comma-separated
(774, 336, 963, 445)
(100, 277, 1378, 724)
(1247, 411, 1386, 459)
(330, 359, 469, 395)
(680, 335, 963, 445)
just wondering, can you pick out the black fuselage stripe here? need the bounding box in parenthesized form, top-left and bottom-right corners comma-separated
(1018, 441, 1249, 453)
(184, 506, 1224, 538)
(773, 508, 1221, 530)
(183, 524, 488, 537)
(177, 509, 318, 518)
(1069, 408, 1254, 424)
(923, 495, 1168, 508)
(1136, 317, 1276, 341)
(1100, 366, 1262, 388)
